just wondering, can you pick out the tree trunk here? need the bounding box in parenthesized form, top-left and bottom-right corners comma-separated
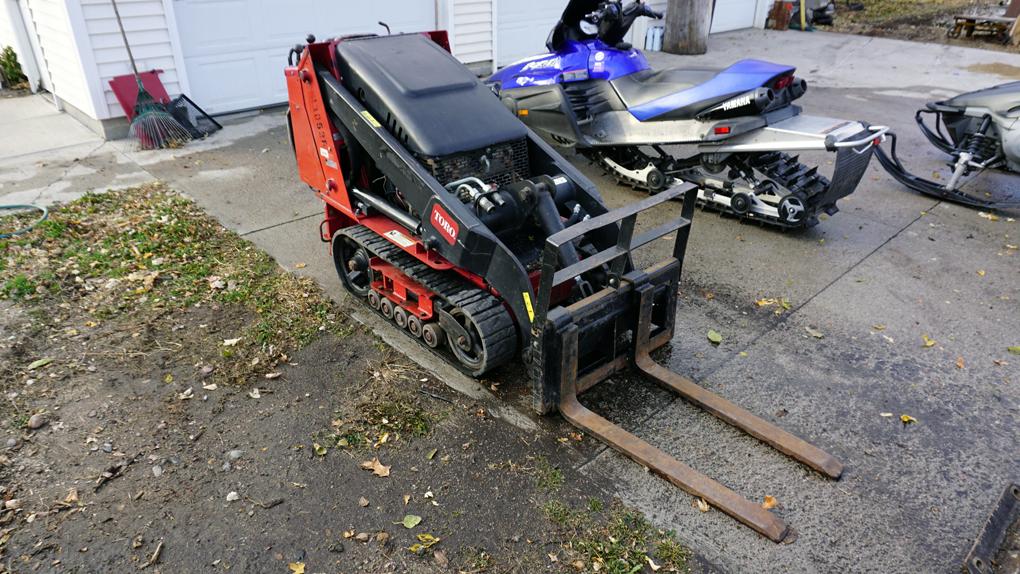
(663, 0, 713, 55)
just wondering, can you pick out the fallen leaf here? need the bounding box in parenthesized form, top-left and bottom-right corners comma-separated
(26, 358, 52, 370)
(295, 262, 307, 269)
(264, 372, 281, 380)
(64, 488, 79, 504)
(433, 550, 448, 568)
(426, 448, 438, 460)
(977, 270, 986, 277)
(805, 326, 824, 339)
(647, 556, 662, 571)
(979, 212, 1000, 221)
(955, 357, 965, 370)
(343, 530, 355, 539)
(202, 383, 218, 391)
(409, 533, 440, 554)
(1009, 347, 1020, 355)
(358, 497, 369, 507)
(921, 334, 936, 348)
(374, 433, 389, 448)
(571, 560, 586, 571)
(288, 562, 305, 574)
(313, 443, 327, 456)
(872, 324, 886, 331)
(707, 330, 723, 345)
(762, 495, 778, 510)
(223, 338, 242, 347)
(376, 531, 390, 545)
(360, 457, 390, 477)
(403, 494, 411, 505)
(399, 514, 422, 529)
(694, 498, 710, 513)
(993, 359, 1008, 366)
(901, 414, 917, 424)
(248, 388, 261, 399)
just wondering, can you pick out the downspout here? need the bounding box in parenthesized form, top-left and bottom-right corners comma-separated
(490, 0, 497, 74)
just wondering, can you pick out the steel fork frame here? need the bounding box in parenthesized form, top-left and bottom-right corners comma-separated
(536, 184, 844, 543)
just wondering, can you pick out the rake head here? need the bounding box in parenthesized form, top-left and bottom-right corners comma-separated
(130, 84, 193, 150)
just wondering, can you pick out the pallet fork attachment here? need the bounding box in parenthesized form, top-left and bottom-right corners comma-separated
(533, 183, 844, 543)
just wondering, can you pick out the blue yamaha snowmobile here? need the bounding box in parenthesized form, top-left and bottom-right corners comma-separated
(488, 0, 888, 228)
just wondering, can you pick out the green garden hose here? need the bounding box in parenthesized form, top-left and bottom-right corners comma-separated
(0, 204, 49, 240)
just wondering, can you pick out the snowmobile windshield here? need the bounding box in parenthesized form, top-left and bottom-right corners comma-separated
(546, 1, 654, 51)
(547, 0, 602, 51)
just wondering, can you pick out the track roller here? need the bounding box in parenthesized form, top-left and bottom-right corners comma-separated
(407, 315, 423, 338)
(422, 323, 443, 348)
(393, 306, 408, 329)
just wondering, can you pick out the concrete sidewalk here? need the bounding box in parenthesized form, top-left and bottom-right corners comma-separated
(649, 28, 1020, 97)
(2, 30, 1019, 573)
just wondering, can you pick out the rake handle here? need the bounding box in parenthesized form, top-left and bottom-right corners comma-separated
(110, 0, 141, 78)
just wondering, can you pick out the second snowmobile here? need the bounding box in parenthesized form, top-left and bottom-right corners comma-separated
(488, 0, 888, 229)
(875, 82, 1020, 210)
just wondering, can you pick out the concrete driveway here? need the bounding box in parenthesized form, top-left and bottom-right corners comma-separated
(2, 29, 1018, 573)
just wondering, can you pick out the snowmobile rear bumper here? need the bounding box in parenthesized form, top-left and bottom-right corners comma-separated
(707, 115, 889, 153)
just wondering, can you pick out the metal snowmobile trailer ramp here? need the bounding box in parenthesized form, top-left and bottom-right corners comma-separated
(532, 184, 843, 543)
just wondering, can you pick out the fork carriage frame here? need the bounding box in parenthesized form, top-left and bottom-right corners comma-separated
(532, 184, 844, 543)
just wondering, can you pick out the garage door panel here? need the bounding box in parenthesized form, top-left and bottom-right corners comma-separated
(184, 55, 262, 113)
(711, 0, 757, 33)
(175, 0, 436, 113)
(496, 0, 568, 66)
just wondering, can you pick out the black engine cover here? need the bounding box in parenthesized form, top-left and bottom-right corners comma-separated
(336, 34, 527, 159)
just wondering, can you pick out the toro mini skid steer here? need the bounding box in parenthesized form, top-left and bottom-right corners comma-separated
(285, 30, 843, 542)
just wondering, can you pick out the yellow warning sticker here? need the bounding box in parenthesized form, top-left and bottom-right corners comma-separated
(522, 292, 535, 322)
(360, 110, 381, 128)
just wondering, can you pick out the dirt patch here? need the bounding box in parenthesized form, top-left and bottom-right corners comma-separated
(823, 0, 1020, 53)
(0, 185, 705, 573)
(966, 62, 1020, 78)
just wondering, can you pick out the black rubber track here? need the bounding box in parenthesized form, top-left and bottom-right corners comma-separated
(588, 149, 832, 229)
(338, 225, 517, 377)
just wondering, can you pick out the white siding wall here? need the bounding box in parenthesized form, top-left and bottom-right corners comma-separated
(0, 3, 17, 52)
(80, 0, 183, 119)
(23, 0, 93, 113)
(450, 0, 492, 64)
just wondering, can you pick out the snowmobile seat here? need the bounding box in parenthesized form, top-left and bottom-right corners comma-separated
(611, 68, 721, 116)
(612, 59, 795, 122)
(336, 34, 528, 158)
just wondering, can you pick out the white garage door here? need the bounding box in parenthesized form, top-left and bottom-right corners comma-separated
(496, 0, 569, 67)
(173, 0, 437, 114)
(711, 0, 759, 33)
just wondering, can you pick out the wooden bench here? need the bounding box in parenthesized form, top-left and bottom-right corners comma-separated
(949, 15, 1016, 43)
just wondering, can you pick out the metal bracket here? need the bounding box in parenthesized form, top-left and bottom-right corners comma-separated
(534, 181, 843, 542)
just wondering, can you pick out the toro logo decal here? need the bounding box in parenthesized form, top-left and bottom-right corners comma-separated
(430, 204, 459, 245)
